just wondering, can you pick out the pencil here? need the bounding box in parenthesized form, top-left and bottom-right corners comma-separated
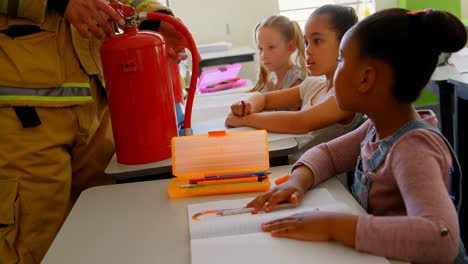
(204, 170, 270, 179)
(198, 176, 258, 186)
(216, 202, 298, 216)
(189, 173, 267, 184)
(274, 174, 290, 185)
(180, 181, 264, 189)
(181, 176, 259, 188)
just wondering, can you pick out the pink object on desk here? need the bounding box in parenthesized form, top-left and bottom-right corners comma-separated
(198, 63, 248, 93)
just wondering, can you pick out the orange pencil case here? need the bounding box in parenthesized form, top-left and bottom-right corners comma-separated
(167, 130, 271, 198)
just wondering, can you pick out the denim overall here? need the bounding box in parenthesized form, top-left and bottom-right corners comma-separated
(350, 120, 467, 263)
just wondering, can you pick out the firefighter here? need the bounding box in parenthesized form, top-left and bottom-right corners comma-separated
(0, 0, 187, 262)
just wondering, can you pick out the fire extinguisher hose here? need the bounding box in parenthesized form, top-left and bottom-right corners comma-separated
(141, 12, 200, 136)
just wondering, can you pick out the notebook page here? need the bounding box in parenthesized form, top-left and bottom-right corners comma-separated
(188, 188, 339, 240)
(189, 202, 351, 240)
(191, 232, 391, 264)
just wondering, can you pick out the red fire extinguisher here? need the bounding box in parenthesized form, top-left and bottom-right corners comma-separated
(101, 3, 200, 165)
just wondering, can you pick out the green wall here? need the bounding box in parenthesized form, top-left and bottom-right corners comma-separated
(397, 0, 461, 18)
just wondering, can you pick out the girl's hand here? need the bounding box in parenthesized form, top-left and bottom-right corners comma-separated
(261, 211, 334, 241)
(225, 113, 245, 128)
(262, 212, 358, 247)
(230, 100, 253, 116)
(245, 179, 306, 214)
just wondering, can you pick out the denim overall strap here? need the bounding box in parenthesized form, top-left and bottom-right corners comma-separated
(365, 120, 462, 211)
(454, 239, 468, 264)
(380, 121, 466, 264)
(351, 126, 377, 211)
(396, 121, 462, 212)
(353, 120, 466, 263)
(366, 120, 434, 173)
(361, 126, 376, 148)
(352, 120, 463, 211)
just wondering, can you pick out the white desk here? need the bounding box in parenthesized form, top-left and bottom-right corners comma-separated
(105, 92, 300, 182)
(105, 138, 298, 181)
(430, 64, 460, 81)
(199, 46, 256, 73)
(193, 92, 252, 110)
(42, 165, 406, 264)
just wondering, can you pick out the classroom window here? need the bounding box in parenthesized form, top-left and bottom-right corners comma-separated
(278, 0, 375, 29)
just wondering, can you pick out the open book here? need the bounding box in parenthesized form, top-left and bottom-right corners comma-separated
(188, 188, 390, 264)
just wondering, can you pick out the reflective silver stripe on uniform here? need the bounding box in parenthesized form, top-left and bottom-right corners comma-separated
(0, 86, 91, 97)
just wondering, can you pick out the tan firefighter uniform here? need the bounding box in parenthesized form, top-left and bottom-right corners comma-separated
(0, 0, 172, 263)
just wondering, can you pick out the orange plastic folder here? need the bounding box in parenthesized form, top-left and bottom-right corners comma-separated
(168, 130, 270, 198)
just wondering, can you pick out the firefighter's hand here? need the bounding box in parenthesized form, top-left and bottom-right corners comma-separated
(64, 0, 125, 39)
(158, 21, 189, 63)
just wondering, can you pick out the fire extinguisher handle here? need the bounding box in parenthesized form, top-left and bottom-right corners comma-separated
(109, 3, 136, 17)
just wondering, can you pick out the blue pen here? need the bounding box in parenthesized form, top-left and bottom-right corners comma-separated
(189, 172, 269, 184)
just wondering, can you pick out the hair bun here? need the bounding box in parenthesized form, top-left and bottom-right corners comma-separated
(421, 10, 467, 53)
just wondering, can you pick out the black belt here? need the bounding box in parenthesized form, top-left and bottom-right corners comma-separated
(0, 25, 43, 38)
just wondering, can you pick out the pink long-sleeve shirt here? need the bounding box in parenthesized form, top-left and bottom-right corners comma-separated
(293, 110, 460, 264)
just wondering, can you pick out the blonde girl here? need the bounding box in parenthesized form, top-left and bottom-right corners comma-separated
(251, 15, 308, 92)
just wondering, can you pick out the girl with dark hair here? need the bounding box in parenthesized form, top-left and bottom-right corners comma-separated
(248, 8, 468, 264)
(226, 5, 363, 156)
